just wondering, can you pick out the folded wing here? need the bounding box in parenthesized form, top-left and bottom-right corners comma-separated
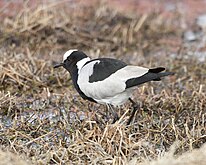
(77, 58, 174, 103)
(77, 59, 151, 101)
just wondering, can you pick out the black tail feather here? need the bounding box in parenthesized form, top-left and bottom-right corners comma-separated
(126, 69, 175, 88)
(153, 77, 161, 81)
(158, 71, 175, 77)
(149, 67, 165, 73)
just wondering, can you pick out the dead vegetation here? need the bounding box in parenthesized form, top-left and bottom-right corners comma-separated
(0, 1, 205, 165)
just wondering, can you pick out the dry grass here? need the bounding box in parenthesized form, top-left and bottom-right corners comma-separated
(138, 142, 206, 165)
(0, 149, 29, 165)
(0, 1, 205, 164)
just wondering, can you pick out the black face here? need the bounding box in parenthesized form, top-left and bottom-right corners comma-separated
(53, 50, 96, 102)
(53, 51, 88, 73)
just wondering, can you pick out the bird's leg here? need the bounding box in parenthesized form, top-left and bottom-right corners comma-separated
(107, 104, 119, 124)
(127, 98, 139, 125)
(105, 104, 111, 120)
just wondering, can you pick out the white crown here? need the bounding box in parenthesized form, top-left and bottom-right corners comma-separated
(63, 49, 78, 61)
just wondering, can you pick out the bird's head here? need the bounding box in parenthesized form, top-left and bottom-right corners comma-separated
(54, 49, 90, 72)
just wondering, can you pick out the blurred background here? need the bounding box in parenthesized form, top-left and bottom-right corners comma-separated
(0, 0, 205, 165)
(1, 0, 206, 61)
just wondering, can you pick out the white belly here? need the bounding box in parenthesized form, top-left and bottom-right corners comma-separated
(93, 88, 135, 106)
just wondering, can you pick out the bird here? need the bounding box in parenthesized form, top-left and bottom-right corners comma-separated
(54, 49, 174, 125)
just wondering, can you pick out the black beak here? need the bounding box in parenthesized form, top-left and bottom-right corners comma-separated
(54, 63, 64, 68)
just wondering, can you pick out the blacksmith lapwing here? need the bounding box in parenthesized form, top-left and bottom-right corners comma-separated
(54, 49, 174, 124)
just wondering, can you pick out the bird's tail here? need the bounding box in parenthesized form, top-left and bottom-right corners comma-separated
(149, 67, 175, 81)
(126, 67, 175, 88)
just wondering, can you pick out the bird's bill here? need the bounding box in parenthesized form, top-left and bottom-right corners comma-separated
(54, 63, 64, 68)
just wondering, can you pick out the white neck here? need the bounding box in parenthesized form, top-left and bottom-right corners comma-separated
(76, 57, 91, 74)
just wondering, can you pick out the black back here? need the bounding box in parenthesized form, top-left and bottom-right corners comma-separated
(86, 58, 127, 83)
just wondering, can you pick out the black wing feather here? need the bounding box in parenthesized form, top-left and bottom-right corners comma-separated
(86, 58, 127, 83)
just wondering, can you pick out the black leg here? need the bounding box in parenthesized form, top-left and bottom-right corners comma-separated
(107, 104, 119, 124)
(127, 98, 139, 125)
